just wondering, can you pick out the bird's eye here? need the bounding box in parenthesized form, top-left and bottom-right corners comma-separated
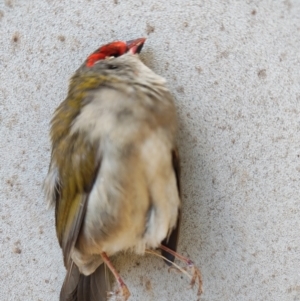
(108, 64, 118, 70)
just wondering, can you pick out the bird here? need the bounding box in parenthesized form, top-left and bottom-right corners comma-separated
(44, 37, 201, 301)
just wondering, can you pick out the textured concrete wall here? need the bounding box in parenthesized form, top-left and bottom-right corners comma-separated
(0, 1, 299, 300)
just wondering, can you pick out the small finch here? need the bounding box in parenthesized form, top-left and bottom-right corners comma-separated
(44, 38, 202, 301)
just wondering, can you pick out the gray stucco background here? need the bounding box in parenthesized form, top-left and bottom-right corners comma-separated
(0, 0, 299, 300)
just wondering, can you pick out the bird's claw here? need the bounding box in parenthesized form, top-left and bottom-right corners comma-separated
(188, 265, 203, 296)
(107, 284, 131, 301)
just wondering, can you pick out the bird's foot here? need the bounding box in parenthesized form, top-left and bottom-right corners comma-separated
(160, 245, 203, 297)
(107, 283, 131, 301)
(102, 252, 131, 300)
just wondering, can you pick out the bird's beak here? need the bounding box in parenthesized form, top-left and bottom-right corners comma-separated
(126, 38, 146, 54)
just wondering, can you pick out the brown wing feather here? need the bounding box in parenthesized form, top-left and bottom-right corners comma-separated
(51, 131, 107, 301)
(52, 132, 100, 268)
(50, 73, 107, 266)
(49, 74, 112, 301)
(161, 148, 181, 264)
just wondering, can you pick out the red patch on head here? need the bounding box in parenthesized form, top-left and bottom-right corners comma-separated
(86, 41, 127, 67)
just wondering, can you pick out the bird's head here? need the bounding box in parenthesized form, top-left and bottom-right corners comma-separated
(73, 37, 164, 90)
(86, 38, 146, 67)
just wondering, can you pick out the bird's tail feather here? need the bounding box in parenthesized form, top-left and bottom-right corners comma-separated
(60, 263, 111, 301)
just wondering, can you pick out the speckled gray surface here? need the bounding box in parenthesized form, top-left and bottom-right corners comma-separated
(1, 1, 300, 300)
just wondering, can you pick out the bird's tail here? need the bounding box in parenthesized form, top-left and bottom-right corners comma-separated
(60, 263, 111, 301)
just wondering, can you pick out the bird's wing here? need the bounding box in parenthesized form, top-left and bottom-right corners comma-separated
(161, 148, 181, 263)
(52, 128, 101, 269)
(45, 79, 107, 300)
(47, 73, 107, 268)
